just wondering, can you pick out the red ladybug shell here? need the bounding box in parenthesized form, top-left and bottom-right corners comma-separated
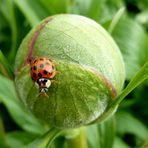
(30, 57, 56, 81)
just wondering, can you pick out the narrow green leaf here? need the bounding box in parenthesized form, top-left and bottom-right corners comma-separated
(0, 74, 47, 134)
(0, 0, 17, 61)
(0, 118, 9, 148)
(99, 0, 125, 26)
(87, 117, 115, 148)
(6, 131, 37, 148)
(24, 128, 61, 148)
(22, 0, 49, 19)
(136, 0, 148, 12)
(114, 61, 148, 105)
(67, 0, 92, 16)
(96, 61, 148, 123)
(87, 125, 100, 148)
(87, 0, 103, 21)
(39, 0, 67, 14)
(113, 137, 129, 148)
(0, 118, 5, 141)
(116, 111, 148, 139)
(108, 7, 125, 34)
(0, 0, 9, 21)
(5, 0, 18, 61)
(112, 17, 148, 80)
(0, 50, 14, 78)
(13, 0, 40, 27)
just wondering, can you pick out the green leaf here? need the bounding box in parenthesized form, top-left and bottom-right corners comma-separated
(0, 118, 5, 141)
(87, 124, 100, 148)
(6, 131, 37, 148)
(18, 0, 49, 20)
(0, 74, 47, 134)
(87, 0, 103, 21)
(113, 137, 129, 148)
(112, 17, 148, 80)
(87, 117, 115, 148)
(114, 61, 148, 105)
(99, 0, 125, 25)
(0, 118, 9, 148)
(0, 0, 18, 61)
(13, 0, 40, 27)
(95, 61, 148, 123)
(39, 0, 67, 14)
(135, 0, 148, 11)
(108, 7, 125, 34)
(5, 0, 17, 61)
(0, 50, 14, 78)
(116, 111, 148, 139)
(24, 128, 61, 148)
(66, 0, 92, 16)
(0, 0, 11, 23)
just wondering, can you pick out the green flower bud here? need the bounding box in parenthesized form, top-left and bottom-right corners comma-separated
(15, 14, 125, 128)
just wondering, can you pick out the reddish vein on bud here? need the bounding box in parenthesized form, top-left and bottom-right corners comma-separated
(26, 17, 53, 64)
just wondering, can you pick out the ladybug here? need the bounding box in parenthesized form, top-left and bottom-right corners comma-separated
(30, 57, 56, 95)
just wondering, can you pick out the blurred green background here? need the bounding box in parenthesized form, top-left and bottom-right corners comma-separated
(0, 0, 148, 148)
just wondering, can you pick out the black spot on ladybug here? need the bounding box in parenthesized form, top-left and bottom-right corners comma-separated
(31, 67, 32, 70)
(40, 58, 44, 61)
(43, 70, 47, 75)
(33, 60, 37, 63)
(33, 73, 37, 78)
(37, 79, 40, 84)
(38, 73, 42, 77)
(40, 64, 44, 68)
(33, 66, 37, 70)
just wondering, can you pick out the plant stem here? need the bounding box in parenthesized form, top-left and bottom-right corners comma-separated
(108, 7, 125, 34)
(46, 128, 62, 148)
(67, 127, 88, 148)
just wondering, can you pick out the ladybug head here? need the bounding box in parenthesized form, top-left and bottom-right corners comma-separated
(37, 78, 51, 93)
